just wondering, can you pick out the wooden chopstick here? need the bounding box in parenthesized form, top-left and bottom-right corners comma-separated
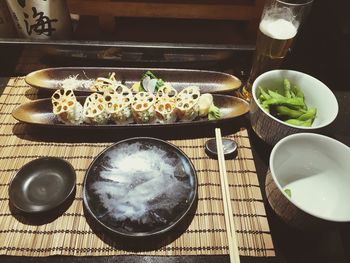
(215, 128, 240, 263)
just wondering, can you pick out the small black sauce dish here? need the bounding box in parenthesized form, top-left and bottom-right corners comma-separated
(9, 157, 76, 214)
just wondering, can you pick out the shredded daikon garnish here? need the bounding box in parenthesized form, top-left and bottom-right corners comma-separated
(60, 74, 93, 90)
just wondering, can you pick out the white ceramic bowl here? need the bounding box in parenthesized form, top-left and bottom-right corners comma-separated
(250, 70, 338, 145)
(266, 133, 350, 230)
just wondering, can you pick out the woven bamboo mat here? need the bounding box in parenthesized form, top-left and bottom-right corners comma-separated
(0, 77, 275, 257)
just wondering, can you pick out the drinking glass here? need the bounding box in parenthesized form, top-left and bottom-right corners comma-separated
(241, 0, 313, 99)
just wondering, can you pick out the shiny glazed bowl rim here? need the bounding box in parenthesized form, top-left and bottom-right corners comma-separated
(252, 69, 338, 130)
(269, 133, 350, 222)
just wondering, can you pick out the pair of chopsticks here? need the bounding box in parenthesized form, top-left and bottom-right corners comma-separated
(215, 128, 240, 263)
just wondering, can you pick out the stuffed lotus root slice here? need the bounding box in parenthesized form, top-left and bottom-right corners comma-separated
(157, 85, 178, 100)
(52, 89, 75, 103)
(155, 97, 175, 112)
(133, 101, 151, 112)
(90, 82, 104, 92)
(96, 77, 114, 85)
(176, 96, 196, 111)
(175, 96, 199, 121)
(106, 96, 132, 114)
(178, 86, 200, 101)
(132, 104, 156, 124)
(123, 97, 132, 104)
(156, 109, 177, 123)
(119, 88, 133, 107)
(106, 101, 122, 114)
(91, 77, 115, 92)
(104, 87, 116, 97)
(153, 97, 176, 123)
(104, 84, 130, 97)
(51, 89, 84, 125)
(91, 73, 117, 92)
(106, 92, 132, 123)
(179, 86, 199, 95)
(104, 94, 113, 104)
(130, 92, 156, 124)
(83, 93, 108, 121)
(178, 101, 193, 110)
(132, 92, 156, 111)
(106, 99, 125, 114)
(114, 84, 131, 95)
(84, 103, 104, 117)
(157, 104, 169, 113)
(176, 90, 200, 114)
(104, 94, 116, 113)
(84, 102, 104, 117)
(110, 107, 132, 124)
(52, 100, 76, 115)
(51, 89, 77, 115)
(103, 85, 132, 113)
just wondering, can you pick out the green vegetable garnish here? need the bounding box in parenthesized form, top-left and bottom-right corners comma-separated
(140, 70, 165, 92)
(208, 104, 221, 120)
(284, 188, 292, 198)
(138, 83, 146, 92)
(142, 70, 158, 80)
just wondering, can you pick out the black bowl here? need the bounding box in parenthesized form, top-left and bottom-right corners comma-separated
(9, 157, 76, 213)
(83, 137, 198, 239)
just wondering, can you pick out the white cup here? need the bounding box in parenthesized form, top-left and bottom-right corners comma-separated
(6, 0, 72, 39)
(266, 133, 350, 231)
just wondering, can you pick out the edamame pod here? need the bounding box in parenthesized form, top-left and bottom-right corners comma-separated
(262, 97, 305, 108)
(297, 107, 317, 121)
(283, 79, 292, 98)
(259, 86, 271, 100)
(292, 85, 305, 99)
(285, 118, 312, 127)
(275, 105, 305, 118)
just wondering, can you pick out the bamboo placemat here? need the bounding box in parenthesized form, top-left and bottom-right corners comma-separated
(0, 77, 275, 257)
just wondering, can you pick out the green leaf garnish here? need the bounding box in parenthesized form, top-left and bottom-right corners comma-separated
(208, 104, 221, 120)
(140, 70, 164, 92)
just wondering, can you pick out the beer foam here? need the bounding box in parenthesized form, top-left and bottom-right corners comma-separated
(259, 18, 297, 40)
(91, 142, 191, 225)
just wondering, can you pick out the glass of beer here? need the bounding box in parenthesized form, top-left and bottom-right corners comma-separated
(242, 0, 313, 99)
